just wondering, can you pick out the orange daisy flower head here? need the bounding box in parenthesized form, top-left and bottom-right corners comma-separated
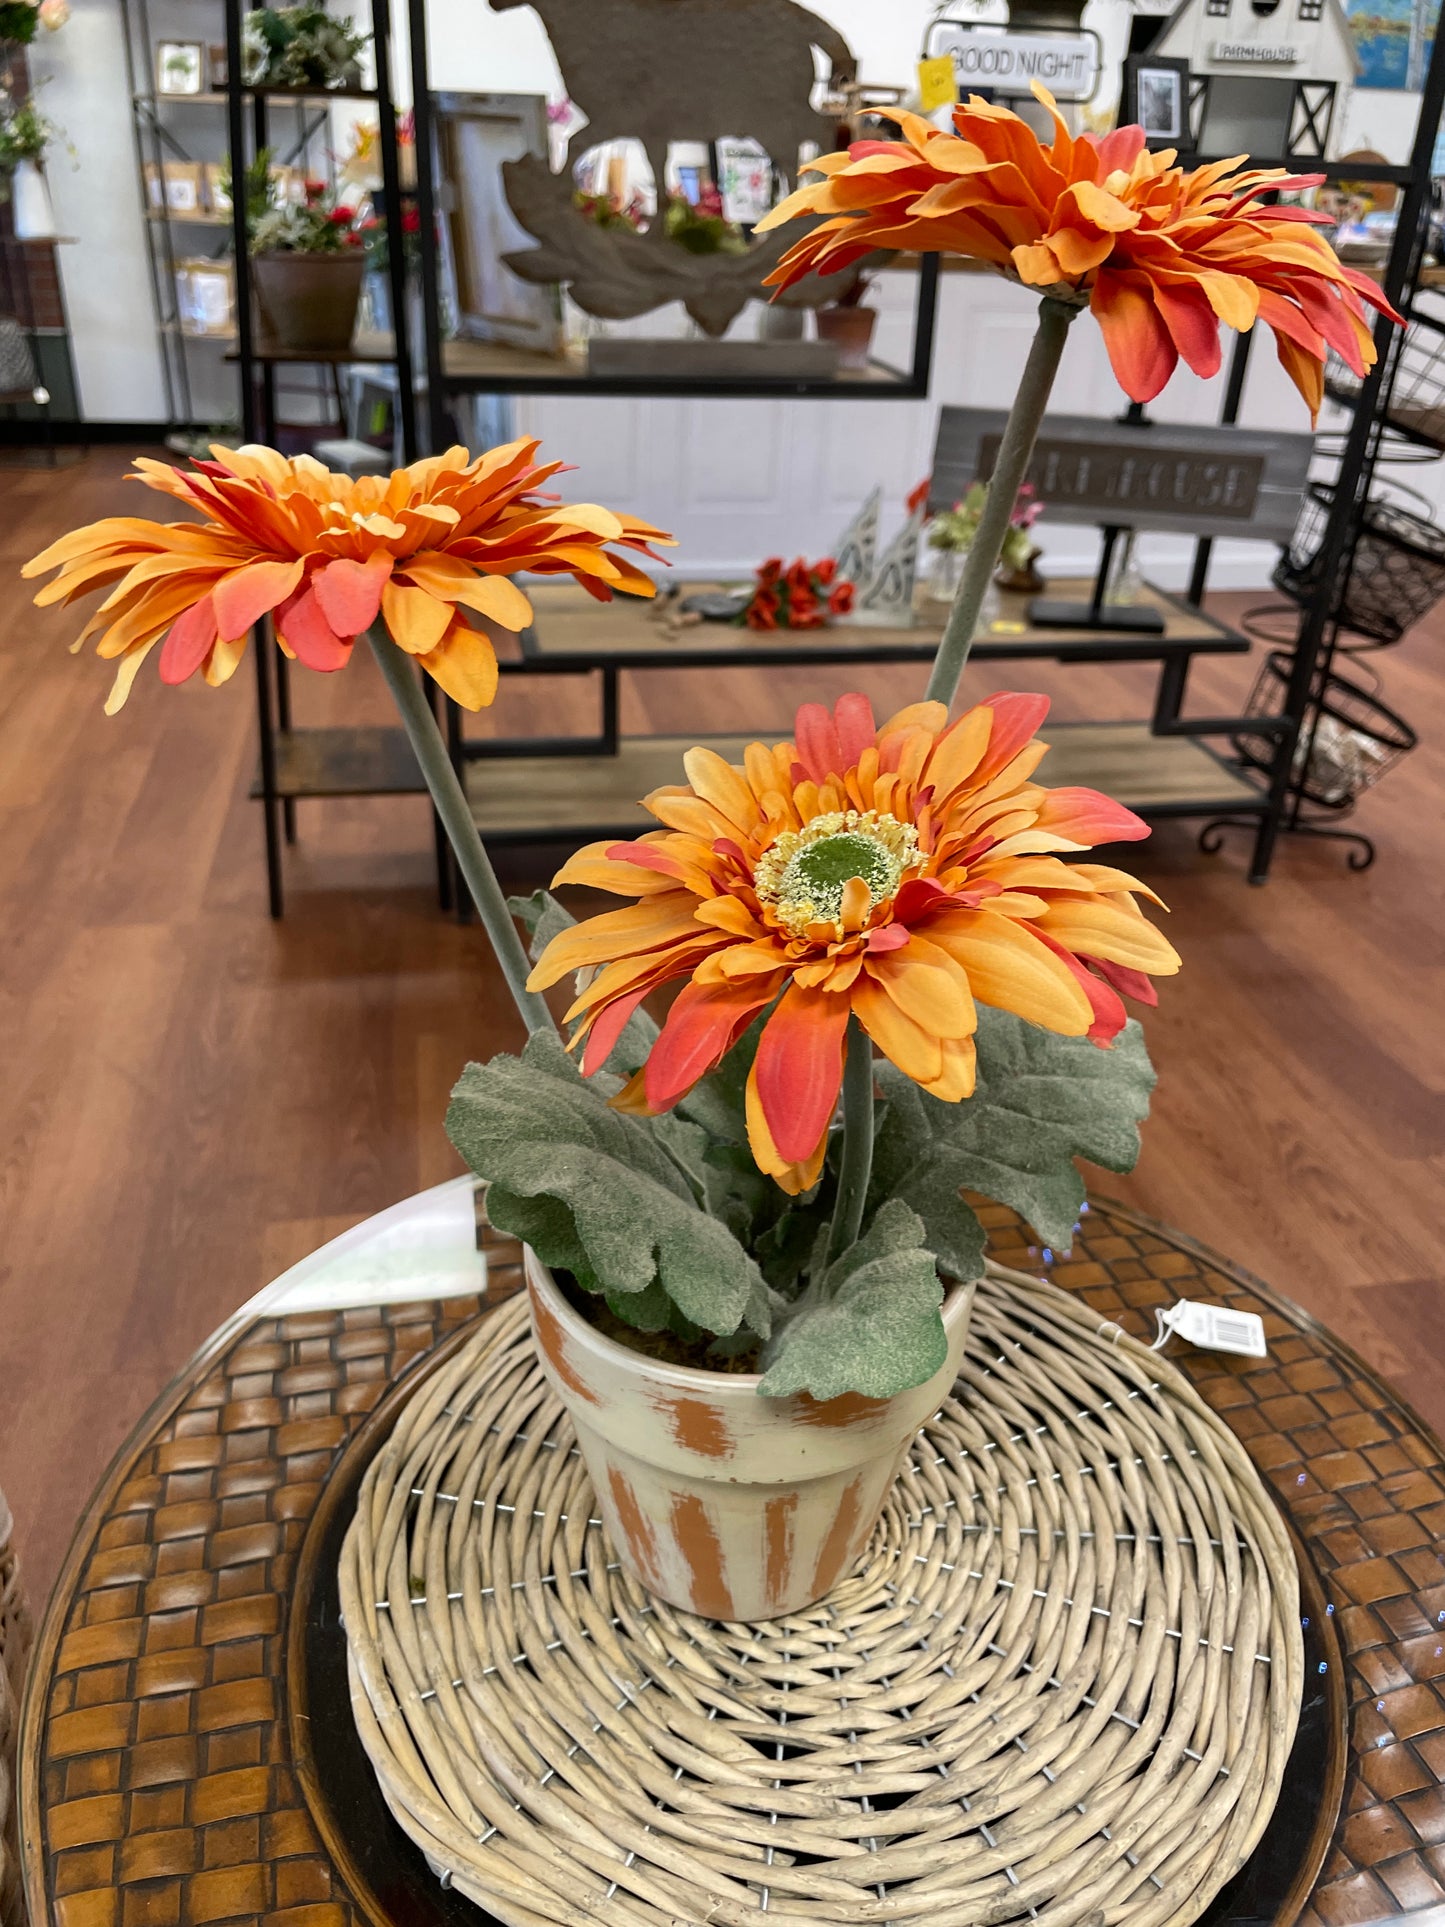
(529, 691, 1180, 1194)
(24, 439, 673, 714)
(759, 83, 1399, 423)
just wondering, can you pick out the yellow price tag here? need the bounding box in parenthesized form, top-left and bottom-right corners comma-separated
(917, 54, 957, 114)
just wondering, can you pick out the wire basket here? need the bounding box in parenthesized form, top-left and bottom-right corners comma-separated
(1272, 480, 1445, 644)
(1233, 651, 1416, 809)
(1326, 297, 1445, 449)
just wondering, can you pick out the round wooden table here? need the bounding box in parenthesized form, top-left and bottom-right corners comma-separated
(18, 1182, 1445, 1927)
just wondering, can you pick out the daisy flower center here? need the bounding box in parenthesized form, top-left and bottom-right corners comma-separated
(753, 810, 918, 938)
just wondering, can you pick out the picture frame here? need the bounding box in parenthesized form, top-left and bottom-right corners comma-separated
(175, 258, 235, 337)
(162, 161, 204, 214)
(714, 135, 776, 228)
(1121, 54, 1191, 149)
(156, 39, 206, 96)
(203, 161, 232, 214)
(432, 91, 561, 354)
(207, 43, 229, 90)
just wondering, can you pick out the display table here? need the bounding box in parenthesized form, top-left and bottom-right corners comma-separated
(455, 579, 1262, 845)
(18, 1184, 1445, 1927)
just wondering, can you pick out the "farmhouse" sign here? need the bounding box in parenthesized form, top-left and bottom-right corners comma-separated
(928, 409, 1314, 543)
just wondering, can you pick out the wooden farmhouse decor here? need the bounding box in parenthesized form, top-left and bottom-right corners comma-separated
(1143, 0, 1359, 156)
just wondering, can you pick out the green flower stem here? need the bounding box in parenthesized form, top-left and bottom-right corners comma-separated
(925, 294, 1079, 709)
(368, 624, 554, 1036)
(828, 1016, 875, 1263)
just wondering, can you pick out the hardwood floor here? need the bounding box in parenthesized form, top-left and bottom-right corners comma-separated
(1, 448, 1441, 1606)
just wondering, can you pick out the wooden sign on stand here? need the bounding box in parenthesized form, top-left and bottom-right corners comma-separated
(928, 407, 1314, 631)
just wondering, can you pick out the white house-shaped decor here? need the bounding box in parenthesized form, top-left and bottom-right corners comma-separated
(1145, 0, 1358, 157)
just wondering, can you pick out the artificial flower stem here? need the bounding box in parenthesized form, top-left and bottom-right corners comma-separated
(827, 1017, 875, 1264)
(925, 295, 1078, 708)
(368, 625, 555, 1036)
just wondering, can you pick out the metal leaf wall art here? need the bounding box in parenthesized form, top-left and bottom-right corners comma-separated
(489, 0, 860, 335)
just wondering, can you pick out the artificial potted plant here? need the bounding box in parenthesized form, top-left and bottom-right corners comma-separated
(928, 479, 1045, 605)
(26, 83, 1396, 1626)
(251, 184, 366, 351)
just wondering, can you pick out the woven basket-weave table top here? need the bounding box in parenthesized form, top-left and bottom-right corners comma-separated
(18, 1199, 1445, 1927)
(339, 1262, 1303, 1927)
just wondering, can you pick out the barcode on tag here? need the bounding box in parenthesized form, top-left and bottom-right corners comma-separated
(1171, 1302, 1268, 1357)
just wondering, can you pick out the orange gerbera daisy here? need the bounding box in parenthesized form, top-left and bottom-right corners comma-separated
(759, 84, 1398, 421)
(23, 439, 672, 713)
(529, 692, 1180, 1192)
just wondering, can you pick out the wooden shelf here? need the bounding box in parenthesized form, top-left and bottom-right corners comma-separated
(146, 210, 233, 228)
(437, 336, 919, 396)
(510, 578, 1250, 669)
(162, 322, 238, 344)
(137, 87, 377, 105)
(227, 331, 397, 365)
(252, 727, 423, 800)
(463, 725, 1261, 845)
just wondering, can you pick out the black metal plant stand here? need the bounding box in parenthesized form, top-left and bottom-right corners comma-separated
(1193, 37, 1445, 880)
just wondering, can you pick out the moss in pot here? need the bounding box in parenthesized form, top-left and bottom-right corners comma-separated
(444, 691, 1176, 1622)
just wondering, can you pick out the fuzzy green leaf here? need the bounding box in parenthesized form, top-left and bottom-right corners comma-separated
(605, 1280, 681, 1333)
(872, 1007, 1155, 1254)
(866, 1076, 989, 1286)
(757, 1200, 947, 1400)
(446, 1030, 766, 1337)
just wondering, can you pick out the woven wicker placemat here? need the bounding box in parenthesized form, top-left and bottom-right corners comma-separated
(340, 1259, 1304, 1927)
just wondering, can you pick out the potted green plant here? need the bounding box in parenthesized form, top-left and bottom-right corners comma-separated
(251, 187, 366, 351)
(0, 94, 62, 239)
(928, 479, 1045, 604)
(664, 186, 747, 256)
(0, 0, 67, 45)
(242, 3, 368, 89)
(814, 266, 877, 369)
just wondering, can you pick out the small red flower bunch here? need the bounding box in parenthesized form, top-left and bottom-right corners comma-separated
(742, 555, 854, 631)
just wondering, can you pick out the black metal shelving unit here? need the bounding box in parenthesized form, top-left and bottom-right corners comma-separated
(1178, 93, 1445, 878)
(0, 37, 78, 440)
(234, 0, 1445, 906)
(221, 0, 426, 916)
(391, 0, 1266, 891)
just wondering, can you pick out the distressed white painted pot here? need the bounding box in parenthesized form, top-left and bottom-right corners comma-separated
(525, 1250, 975, 1622)
(11, 161, 56, 241)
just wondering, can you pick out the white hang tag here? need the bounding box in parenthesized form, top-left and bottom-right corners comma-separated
(1152, 1300, 1267, 1357)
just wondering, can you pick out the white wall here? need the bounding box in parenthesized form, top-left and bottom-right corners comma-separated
(504, 262, 1322, 590)
(30, 0, 168, 422)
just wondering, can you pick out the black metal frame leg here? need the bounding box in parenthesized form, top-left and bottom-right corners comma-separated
(251, 625, 285, 918)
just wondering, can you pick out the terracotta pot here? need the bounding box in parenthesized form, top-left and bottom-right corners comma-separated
(815, 303, 878, 372)
(252, 250, 365, 352)
(525, 1250, 975, 1622)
